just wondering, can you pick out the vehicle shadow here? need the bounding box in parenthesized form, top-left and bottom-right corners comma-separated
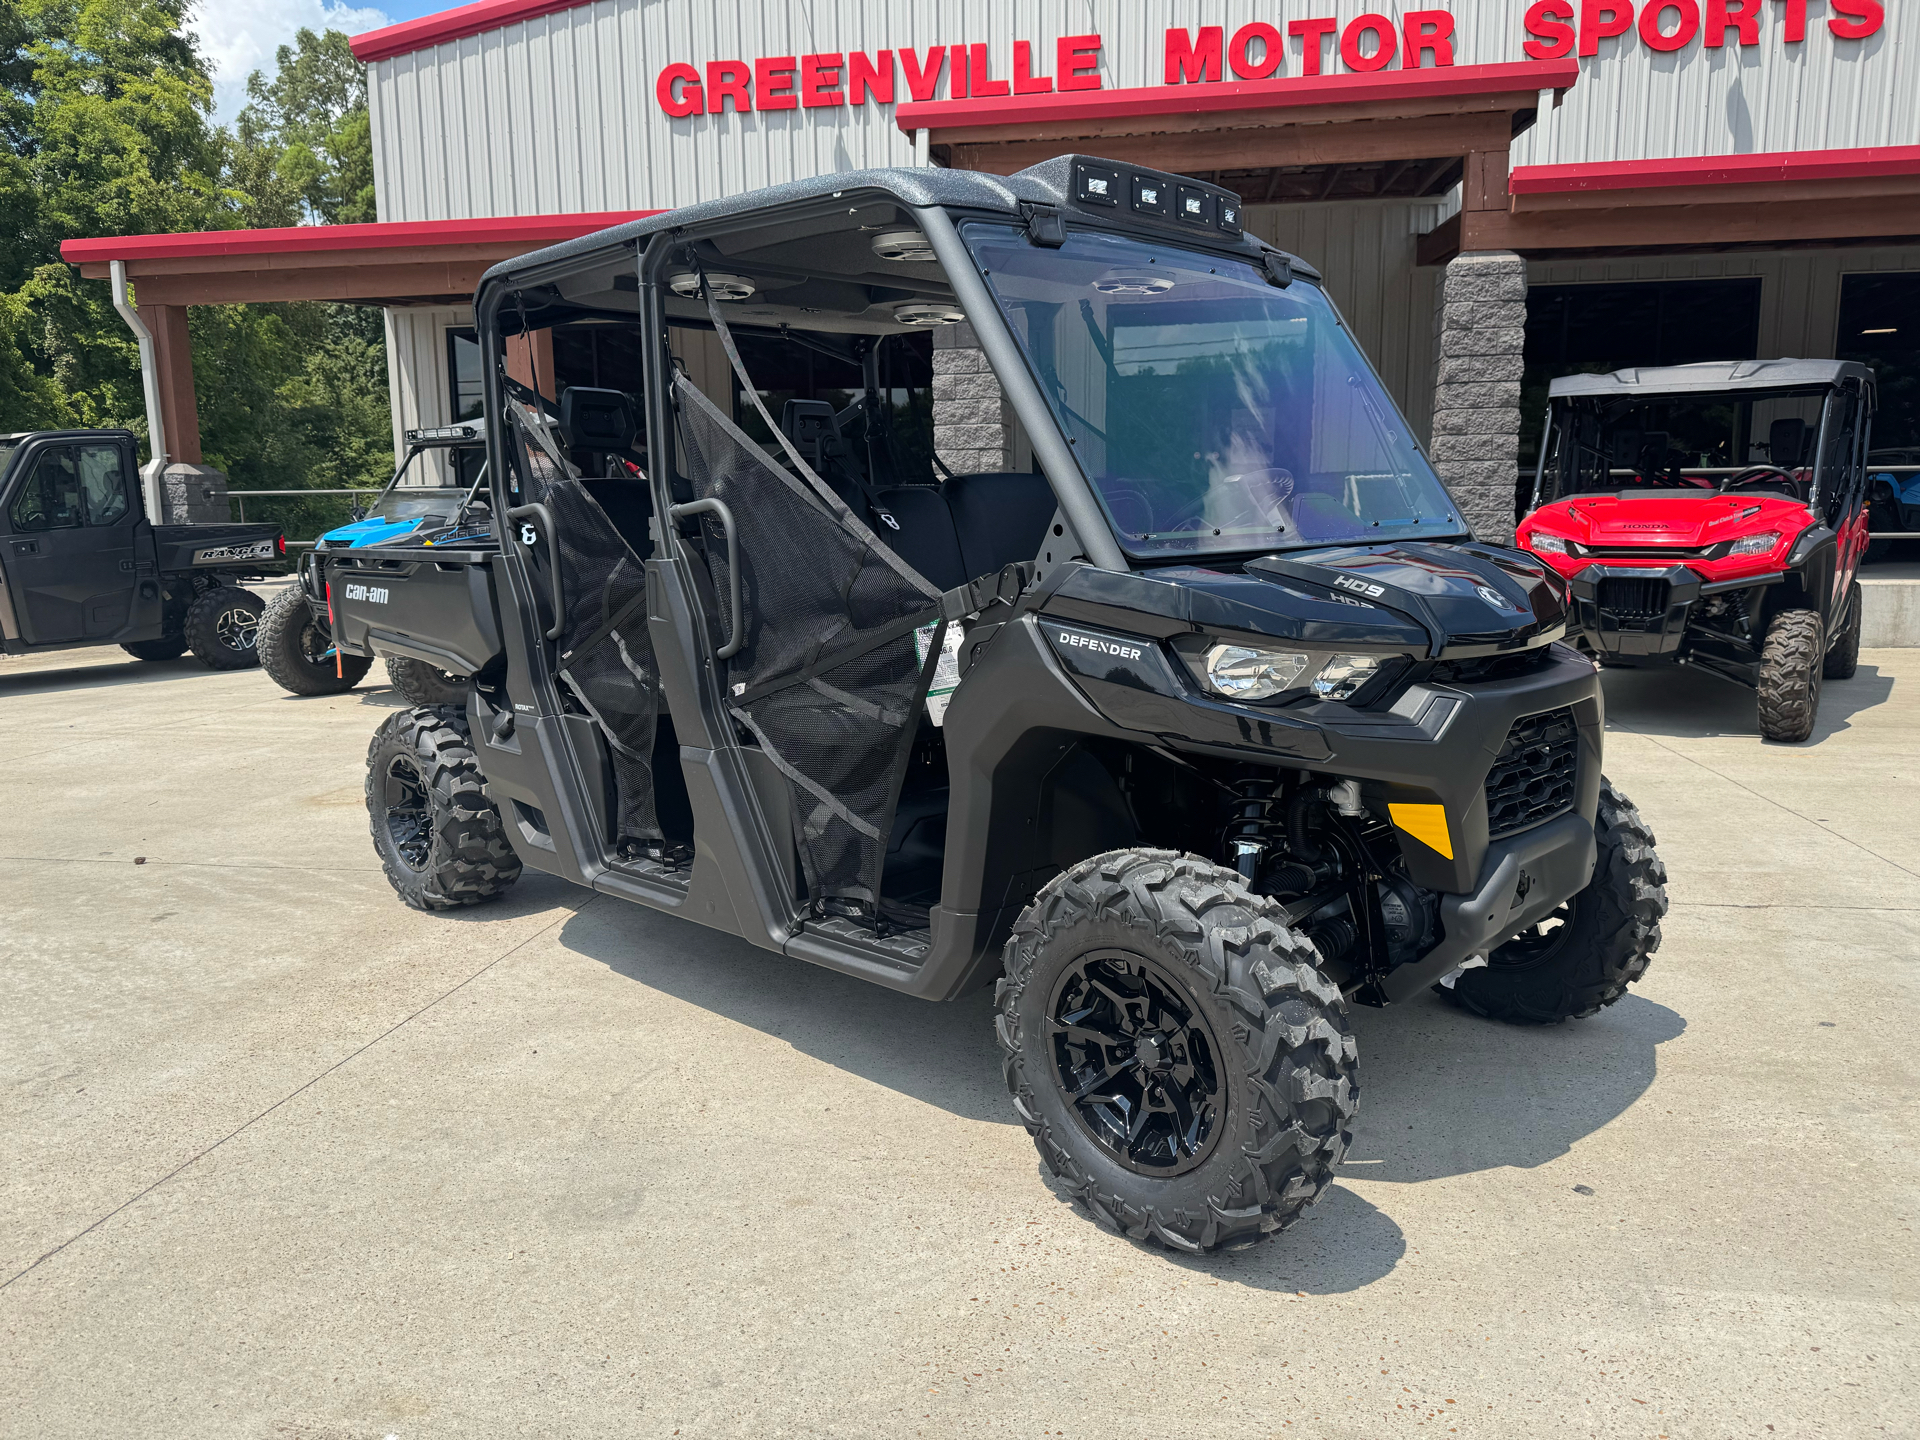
(556, 895, 1683, 1293)
(0, 655, 210, 694)
(1600, 660, 1895, 742)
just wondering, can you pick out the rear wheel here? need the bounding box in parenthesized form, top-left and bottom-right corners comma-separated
(121, 636, 187, 662)
(258, 585, 372, 695)
(1441, 779, 1666, 1025)
(997, 850, 1357, 1253)
(183, 587, 265, 670)
(385, 654, 468, 706)
(1822, 580, 1861, 680)
(1757, 607, 1824, 742)
(366, 706, 521, 911)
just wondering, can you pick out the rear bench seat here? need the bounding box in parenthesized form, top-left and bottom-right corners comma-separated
(876, 472, 1055, 592)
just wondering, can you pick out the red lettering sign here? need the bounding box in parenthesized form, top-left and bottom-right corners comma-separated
(800, 53, 844, 107)
(1524, 0, 1577, 56)
(1639, 0, 1699, 50)
(1165, 27, 1223, 84)
(1057, 34, 1102, 90)
(1774, 0, 1807, 42)
(656, 62, 701, 117)
(1287, 17, 1338, 75)
(899, 46, 945, 102)
(1228, 22, 1283, 78)
(1705, 0, 1760, 44)
(1402, 10, 1457, 65)
(1340, 14, 1399, 70)
(1828, 0, 1883, 39)
(1013, 40, 1052, 94)
(706, 59, 750, 114)
(849, 51, 893, 105)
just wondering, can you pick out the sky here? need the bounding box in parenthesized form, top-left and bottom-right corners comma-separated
(191, 0, 455, 121)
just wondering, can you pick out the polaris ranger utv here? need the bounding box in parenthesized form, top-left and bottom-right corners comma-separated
(352, 158, 1666, 1252)
(1517, 360, 1873, 742)
(257, 423, 494, 701)
(0, 427, 282, 668)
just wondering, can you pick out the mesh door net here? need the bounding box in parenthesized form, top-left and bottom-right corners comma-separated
(672, 373, 943, 907)
(507, 403, 662, 849)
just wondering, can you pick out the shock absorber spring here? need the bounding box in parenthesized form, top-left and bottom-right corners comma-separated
(1225, 775, 1286, 883)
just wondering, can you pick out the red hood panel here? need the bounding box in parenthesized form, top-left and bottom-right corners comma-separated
(1530, 493, 1813, 546)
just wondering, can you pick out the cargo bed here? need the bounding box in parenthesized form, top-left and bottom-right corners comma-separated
(323, 545, 504, 677)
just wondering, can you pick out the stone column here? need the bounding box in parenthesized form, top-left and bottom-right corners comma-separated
(1430, 250, 1526, 545)
(931, 321, 1009, 476)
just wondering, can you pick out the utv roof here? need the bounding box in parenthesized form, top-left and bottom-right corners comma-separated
(1549, 358, 1875, 399)
(479, 155, 1318, 291)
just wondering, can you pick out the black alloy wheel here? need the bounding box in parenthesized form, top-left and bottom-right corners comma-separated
(1047, 951, 1225, 1176)
(381, 752, 434, 872)
(183, 586, 266, 670)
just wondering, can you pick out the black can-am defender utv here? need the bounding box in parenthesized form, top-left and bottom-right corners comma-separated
(351, 157, 1666, 1253)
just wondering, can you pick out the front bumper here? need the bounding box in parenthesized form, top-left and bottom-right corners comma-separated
(1370, 809, 1598, 1003)
(1567, 562, 1781, 660)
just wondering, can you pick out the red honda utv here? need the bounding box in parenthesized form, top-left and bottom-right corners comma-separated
(1517, 359, 1873, 742)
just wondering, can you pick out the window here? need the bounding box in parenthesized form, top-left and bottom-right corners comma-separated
(1836, 271, 1918, 452)
(1523, 279, 1764, 468)
(77, 445, 132, 526)
(447, 329, 484, 421)
(9, 447, 82, 532)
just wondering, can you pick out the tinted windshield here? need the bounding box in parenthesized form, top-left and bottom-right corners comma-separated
(380, 487, 466, 522)
(966, 225, 1463, 559)
(1550, 387, 1832, 496)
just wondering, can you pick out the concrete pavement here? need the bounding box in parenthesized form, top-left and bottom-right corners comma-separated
(1, 637, 1915, 1438)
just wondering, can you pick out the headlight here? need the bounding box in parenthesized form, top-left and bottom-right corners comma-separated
(1202, 643, 1309, 699)
(1527, 530, 1570, 555)
(1312, 654, 1382, 700)
(1184, 641, 1400, 704)
(1728, 531, 1781, 556)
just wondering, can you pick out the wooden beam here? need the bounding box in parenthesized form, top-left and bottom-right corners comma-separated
(1465, 193, 1920, 253)
(110, 262, 499, 307)
(505, 329, 555, 401)
(137, 304, 202, 465)
(78, 241, 531, 281)
(1510, 174, 1919, 212)
(948, 112, 1513, 177)
(928, 90, 1546, 146)
(1415, 213, 1462, 267)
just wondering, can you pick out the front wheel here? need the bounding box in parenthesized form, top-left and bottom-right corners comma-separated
(997, 850, 1357, 1253)
(258, 585, 372, 695)
(183, 587, 265, 670)
(386, 654, 468, 706)
(1757, 608, 1824, 742)
(366, 707, 522, 911)
(1441, 779, 1667, 1025)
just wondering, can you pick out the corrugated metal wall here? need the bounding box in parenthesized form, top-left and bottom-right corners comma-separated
(1244, 198, 1451, 443)
(384, 304, 472, 484)
(367, 0, 1916, 222)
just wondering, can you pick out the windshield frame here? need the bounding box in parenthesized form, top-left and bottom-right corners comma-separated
(961, 220, 1466, 564)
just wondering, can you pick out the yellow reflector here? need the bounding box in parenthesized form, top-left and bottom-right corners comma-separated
(1389, 803, 1453, 860)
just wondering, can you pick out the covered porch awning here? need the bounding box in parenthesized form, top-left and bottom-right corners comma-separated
(59, 210, 658, 463)
(897, 60, 1575, 217)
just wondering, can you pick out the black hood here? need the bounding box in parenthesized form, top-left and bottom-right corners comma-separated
(1245, 542, 1567, 657)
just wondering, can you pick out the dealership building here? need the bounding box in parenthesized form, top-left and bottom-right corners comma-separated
(63, 0, 1918, 541)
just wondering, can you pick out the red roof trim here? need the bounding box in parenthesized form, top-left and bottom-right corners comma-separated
(351, 0, 595, 62)
(1509, 146, 1920, 194)
(61, 211, 662, 264)
(895, 59, 1579, 134)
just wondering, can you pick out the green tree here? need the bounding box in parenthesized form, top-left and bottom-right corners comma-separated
(0, 2, 393, 543)
(232, 28, 375, 226)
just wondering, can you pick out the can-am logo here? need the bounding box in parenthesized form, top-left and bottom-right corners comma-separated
(1056, 629, 1143, 661)
(343, 583, 389, 604)
(1332, 574, 1387, 599)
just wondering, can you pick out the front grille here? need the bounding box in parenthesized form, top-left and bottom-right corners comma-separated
(1485, 707, 1579, 839)
(1595, 576, 1671, 619)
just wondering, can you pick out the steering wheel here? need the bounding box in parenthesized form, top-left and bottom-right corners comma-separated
(1721, 465, 1800, 493)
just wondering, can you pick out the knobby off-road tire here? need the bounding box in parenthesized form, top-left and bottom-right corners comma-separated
(121, 636, 187, 661)
(1442, 779, 1667, 1026)
(1757, 607, 1824, 742)
(366, 706, 521, 911)
(386, 654, 468, 706)
(258, 585, 372, 695)
(183, 586, 265, 670)
(1822, 581, 1861, 681)
(997, 849, 1357, 1254)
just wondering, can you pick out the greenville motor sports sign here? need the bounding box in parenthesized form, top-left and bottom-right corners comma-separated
(653, 5, 1886, 116)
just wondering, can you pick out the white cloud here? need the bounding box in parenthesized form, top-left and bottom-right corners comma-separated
(189, 0, 393, 123)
